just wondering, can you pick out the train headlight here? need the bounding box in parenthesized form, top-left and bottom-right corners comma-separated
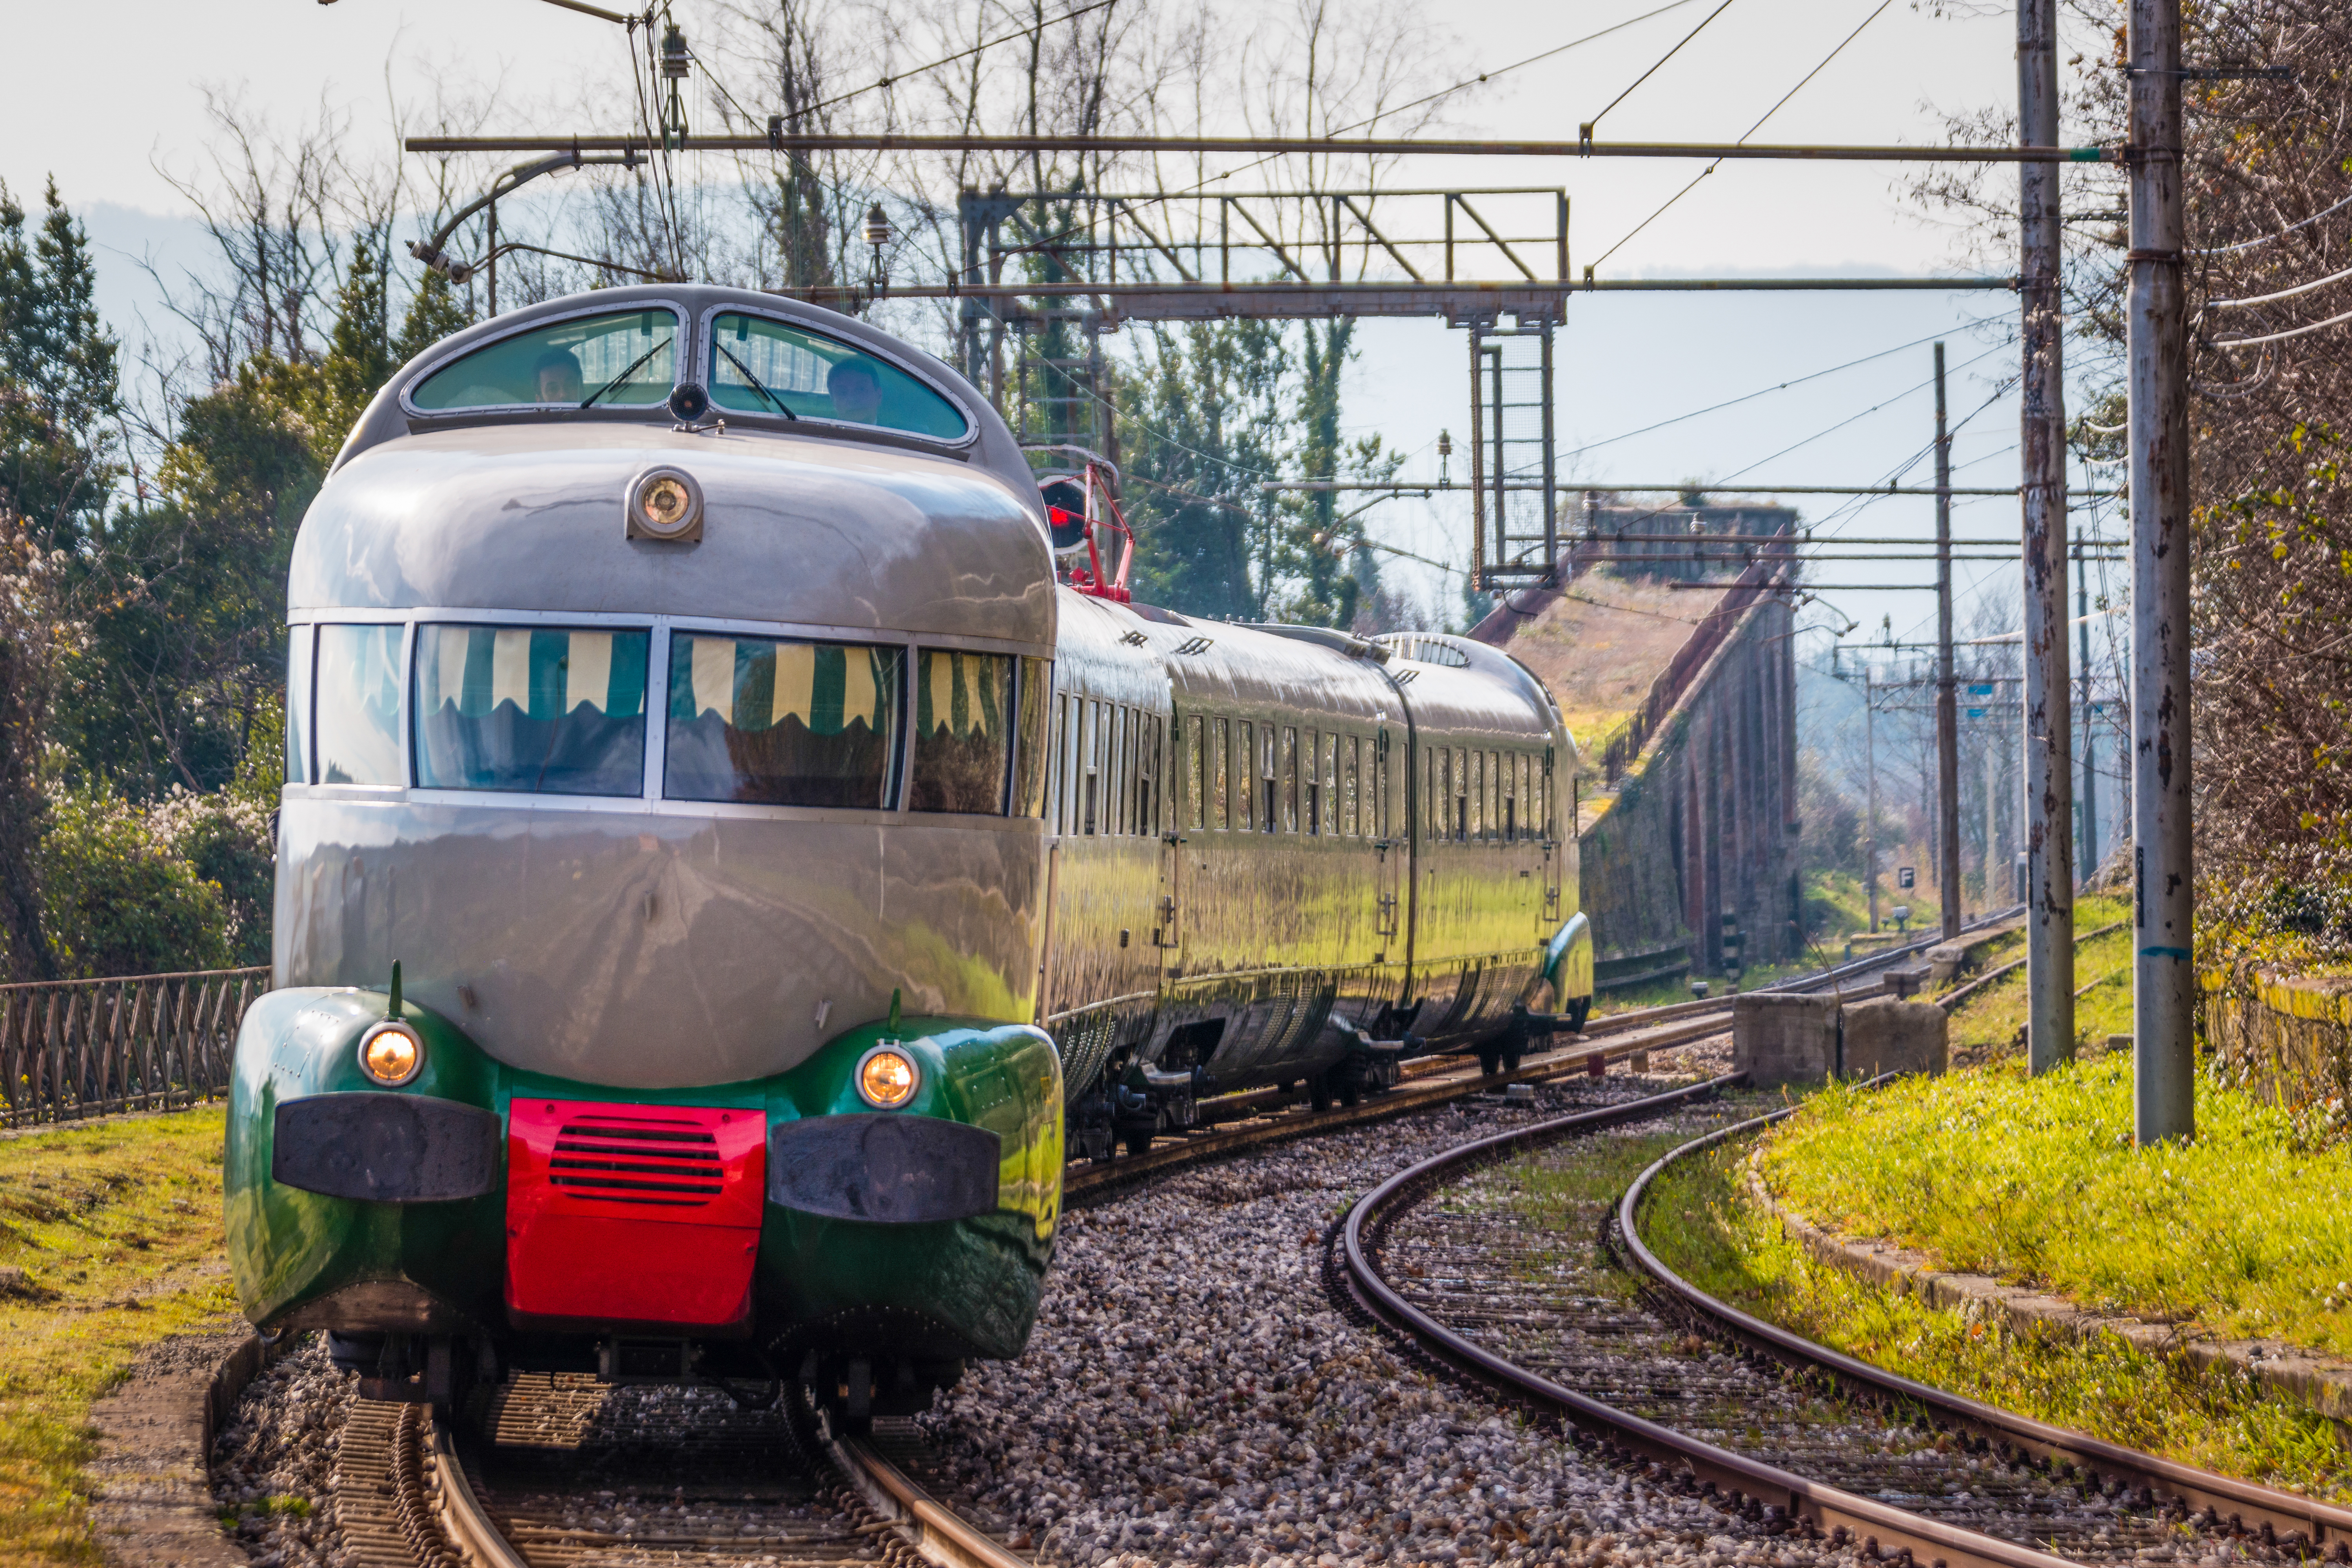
(358, 1021, 424, 1086)
(856, 1045, 920, 1109)
(626, 466, 704, 541)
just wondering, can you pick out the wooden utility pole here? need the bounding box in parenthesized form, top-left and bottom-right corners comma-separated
(2129, 0, 2194, 1142)
(2020, 0, 2075, 1073)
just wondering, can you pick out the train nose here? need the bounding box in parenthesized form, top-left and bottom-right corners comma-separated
(503, 1100, 767, 1332)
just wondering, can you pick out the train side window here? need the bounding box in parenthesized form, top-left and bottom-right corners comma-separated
(1121, 707, 1137, 834)
(907, 648, 1013, 814)
(314, 623, 404, 786)
(1302, 728, 1320, 835)
(1261, 726, 1278, 833)
(1488, 750, 1502, 840)
(1082, 699, 1100, 834)
(1281, 728, 1298, 833)
(1454, 750, 1470, 842)
(1376, 733, 1389, 840)
(411, 308, 678, 411)
(1062, 693, 1080, 833)
(1012, 657, 1052, 819)
(1323, 733, 1339, 838)
(285, 627, 313, 785)
(1234, 721, 1254, 830)
(1211, 718, 1229, 829)
(416, 624, 650, 795)
(666, 634, 902, 807)
(1186, 714, 1205, 831)
(1342, 735, 1359, 837)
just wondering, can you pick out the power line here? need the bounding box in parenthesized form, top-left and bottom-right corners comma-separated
(1586, 0, 1893, 274)
(2192, 187, 2352, 256)
(1583, 0, 1745, 137)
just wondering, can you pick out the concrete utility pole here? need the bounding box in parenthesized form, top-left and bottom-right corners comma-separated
(1865, 663, 1879, 933)
(2129, 0, 2195, 1143)
(1935, 345, 1962, 941)
(2020, 0, 2075, 1073)
(2078, 544, 2100, 883)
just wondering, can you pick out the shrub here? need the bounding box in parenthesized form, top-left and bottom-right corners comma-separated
(37, 784, 243, 978)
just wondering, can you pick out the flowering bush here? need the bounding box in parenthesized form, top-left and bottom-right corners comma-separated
(38, 780, 273, 977)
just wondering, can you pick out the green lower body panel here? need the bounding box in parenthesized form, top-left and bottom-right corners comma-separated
(224, 988, 1062, 1367)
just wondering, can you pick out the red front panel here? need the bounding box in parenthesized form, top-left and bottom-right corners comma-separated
(505, 1099, 767, 1330)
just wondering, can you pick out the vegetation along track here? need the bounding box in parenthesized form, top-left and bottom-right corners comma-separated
(1341, 1078, 2349, 1568)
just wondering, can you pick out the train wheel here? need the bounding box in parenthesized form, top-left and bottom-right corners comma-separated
(1124, 1128, 1154, 1158)
(1566, 996, 1592, 1033)
(1310, 1078, 1334, 1112)
(1502, 1044, 1524, 1074)
(1339, 1077, 1363, 1108)
(1478, 1049, 1503, 1076)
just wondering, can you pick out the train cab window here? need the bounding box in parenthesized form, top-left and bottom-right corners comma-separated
(314, 624, 404, 786)
(285, 629, 313, 785)
(707, 313, 968, 438)
(1013, 658, 1051, 818)
(666, 634, 902, 808)
(414, 625, 650, 796)
(410, 309, 679, 411)
(910, 649, 1014, 814)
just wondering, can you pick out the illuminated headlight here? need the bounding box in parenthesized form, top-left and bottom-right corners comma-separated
(856, 1045, 920, 1109)
(358, 1021, 424, 1086)
(626, 466, 704, 541)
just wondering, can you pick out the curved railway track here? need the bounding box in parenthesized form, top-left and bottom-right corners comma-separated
(1338, 1078, 2348, 1568)
(319, 923, 2008, 1568)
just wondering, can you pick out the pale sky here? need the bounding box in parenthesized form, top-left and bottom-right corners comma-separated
(6, 0, 2121, 671)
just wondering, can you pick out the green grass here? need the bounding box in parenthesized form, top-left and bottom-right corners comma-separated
(0, 1109, 237, 1567)
(1937, 894, 2134, 1060)
(1644, 1136, 2352, 1499)
(1755, 1055, 2352, 1354)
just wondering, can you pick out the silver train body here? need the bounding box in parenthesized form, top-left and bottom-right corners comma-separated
(270, 278, 1590, 1173)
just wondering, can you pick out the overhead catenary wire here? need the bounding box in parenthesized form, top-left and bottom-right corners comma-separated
(1586, 0, 1894, 275)
(1582, 0, 1746, 136)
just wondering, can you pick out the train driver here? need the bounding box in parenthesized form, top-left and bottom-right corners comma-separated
(826, 358, 883, 425)
(535, 347, 586, 405)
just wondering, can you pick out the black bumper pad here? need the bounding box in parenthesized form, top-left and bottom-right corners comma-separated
(273, 1093, 501, 1203)
(768, 1113, 1001, 1224)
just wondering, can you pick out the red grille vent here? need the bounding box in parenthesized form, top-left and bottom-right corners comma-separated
(505, 1099, 766, 1330)
(548, 1114, 724, 1206)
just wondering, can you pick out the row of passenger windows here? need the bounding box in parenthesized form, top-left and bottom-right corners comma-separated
(1426, 743, 1550, 842)
(286, 622, 1049, 817)
(1047, 696, 1165, 838)
(1183, 715, 1392, 840)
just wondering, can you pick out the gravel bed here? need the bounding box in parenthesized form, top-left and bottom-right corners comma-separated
(211, 1333, 356, 1568)
(917, 1069, 1871, 1568)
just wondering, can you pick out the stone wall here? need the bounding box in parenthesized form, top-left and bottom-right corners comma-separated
(2204, 970, 2352, 1141)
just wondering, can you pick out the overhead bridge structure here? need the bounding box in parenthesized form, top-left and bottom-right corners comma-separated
(1476, 497, 1803, 992)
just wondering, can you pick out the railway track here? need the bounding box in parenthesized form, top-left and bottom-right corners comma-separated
(319, 920, 2010, 1568)
(1338, 1077, 2343, 1568)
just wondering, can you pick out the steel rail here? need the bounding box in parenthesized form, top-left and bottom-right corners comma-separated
(1617, 1114, 2352, 1559)
(831, 1432, 1032, 1568)
(1338, 1085, 2082, 1568)
(404, 132, 2117, 163)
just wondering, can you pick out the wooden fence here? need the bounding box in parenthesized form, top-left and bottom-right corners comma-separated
(0, 966, 270, 1127)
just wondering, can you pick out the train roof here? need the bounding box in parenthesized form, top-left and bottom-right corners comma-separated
(294, 285, 1057, 648)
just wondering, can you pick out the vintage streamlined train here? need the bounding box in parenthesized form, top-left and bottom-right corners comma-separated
(224, 283, 1593, 1426)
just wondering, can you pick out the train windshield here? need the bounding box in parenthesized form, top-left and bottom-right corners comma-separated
(414, 626, 651, 795)
(665, 634, 903, 808)
(409, 309, 679, 411)
(707, 312, 967, 438)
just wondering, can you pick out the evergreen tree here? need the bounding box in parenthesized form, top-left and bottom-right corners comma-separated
(394, 267, 472, 367)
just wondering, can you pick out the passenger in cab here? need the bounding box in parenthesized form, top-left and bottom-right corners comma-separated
(535, 348, 586, 405)
(826, 358, 883, 425)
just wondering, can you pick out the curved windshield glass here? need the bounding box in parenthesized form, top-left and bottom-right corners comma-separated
(410, 309, 679, 411)
(707, 312, 967, 438)
(414, 625, 650, 795)
(666, 634, 903, 808)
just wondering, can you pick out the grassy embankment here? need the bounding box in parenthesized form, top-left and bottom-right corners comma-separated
(0, 1111, 236, 1566)
(1637, 965, 2352, 1499)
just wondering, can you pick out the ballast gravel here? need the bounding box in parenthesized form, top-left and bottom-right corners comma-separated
(211, 1334, 356, 1568)
(917, 1069, 1880, 1568)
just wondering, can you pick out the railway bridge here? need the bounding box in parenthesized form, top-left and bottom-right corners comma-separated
(1472, 497, 1802, 992)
